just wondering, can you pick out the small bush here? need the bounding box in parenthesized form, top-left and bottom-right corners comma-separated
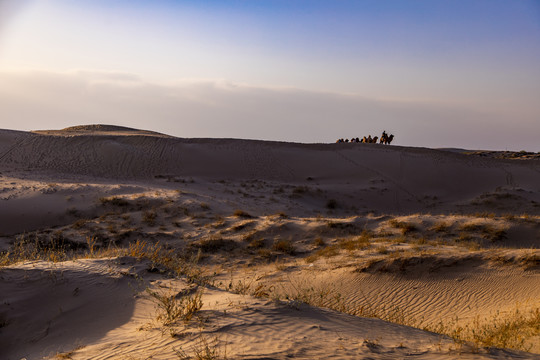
(99, 196, 129, 207)
(292, 186, 309, 195)
(313, 237, 325, 247)
(233, 210, 252, 218)
(376, 245, 389, 254)
(429, 222, 450, 233)
(247, 238, 265, 249)
(143, 210, 157, 226)
(147, 288, 203, 326)
(326, 199, 338, 209)
(200, 203, 210, 210)
(71, 219, 88, 229)
(389, 219, 417, 235)
(195, 237, 237, 253)
(459, 223, 482, 232)
(272, 239, 295, 255)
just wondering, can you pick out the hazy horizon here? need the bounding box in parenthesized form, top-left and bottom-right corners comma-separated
(1, 1, 539, 151)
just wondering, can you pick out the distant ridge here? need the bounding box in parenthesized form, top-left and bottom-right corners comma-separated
(61, 124, 141, 132)
(33, 124, 169, 137)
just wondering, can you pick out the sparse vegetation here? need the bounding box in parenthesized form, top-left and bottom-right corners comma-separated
(427, 307, 540, 352)
(142, 210, 157, 226)
(389, 219, 417, 235)
(194, 237, 237, 253)
(99, 196, 129, 207)
(247, 238, 265, 249)
(147, 288, 203, 326)
(200, 202, 210, 210)
(272, 239, 295, 255)
(325, 199, 337, 209)
(175, 335, 227, 360)
(429, 221, 450, 233)
(233, 210, 252, 218)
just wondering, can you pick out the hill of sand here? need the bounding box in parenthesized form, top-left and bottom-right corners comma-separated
(0, 126, 539, 359)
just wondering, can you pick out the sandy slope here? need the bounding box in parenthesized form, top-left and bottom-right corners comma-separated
(0, 126, 539, 359)
(1, 258, 536, 360)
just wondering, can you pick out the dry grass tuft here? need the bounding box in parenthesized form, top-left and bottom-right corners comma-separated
(233, 210, 252, 218)
(142, 210, 157, 226)
(272, 239, 295, 255)
(99, 196, 129, 207)
(428, 307, 540, 352)
(429, 221, 450, 233)
(175, 335, 227, 360)
(389, 219, 417, 235)
(147, 288, 203, 326)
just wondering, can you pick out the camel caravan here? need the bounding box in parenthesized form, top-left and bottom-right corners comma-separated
(336, 131, 394, 145)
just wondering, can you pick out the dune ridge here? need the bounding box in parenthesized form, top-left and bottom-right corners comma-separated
(0, 126, 538, 359)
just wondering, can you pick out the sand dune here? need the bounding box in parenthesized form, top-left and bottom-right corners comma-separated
(0, 126, 538, 359)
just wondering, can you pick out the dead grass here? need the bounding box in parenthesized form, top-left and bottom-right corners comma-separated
(389, 219, 417, 235)
(247, 238, 265, 249)
(99, 196, 129, 207)
(427, 307, 540, 352)
(142, 210, 157, 226)
(429, 221, 450, 233)
(233, 210, 253, 218)
(272, 239, 295, 255)
(175, 335, 227, 360)
(147, 288, 203, 326)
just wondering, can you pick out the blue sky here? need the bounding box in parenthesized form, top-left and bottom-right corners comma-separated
(1, 0, 539, 150)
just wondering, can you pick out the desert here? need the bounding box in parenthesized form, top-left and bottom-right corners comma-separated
(0, 125, 538, 359)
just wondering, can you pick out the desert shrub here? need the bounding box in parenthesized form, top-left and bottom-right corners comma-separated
(272, 239, 295, 255)
(175, 335, 227, 360)
(482, 226, 508, 242)
(143, 210, 157, 226)
(147, 288, 203, 326)
(429, 222, 450, 233)
(389, 219, 417, 235)
(292, 186, 309, 195)
(428, 307, 540, 352)
(231, 221, 253, 232)
(459, 223, 482, 232)
(71, 219, 88, 229)
(474, 212, 496, 219)
(99, 196, 129, 207)
(200, 202, 210, 210)
(247, 238, 265, 249)
(376, 245, 389, 254)
(195, 237, 237, 253)
(337, 235, 370, 251)
(233, 210, 252, 218)
(326, 199, 338, 209)
(313, 237, 325, 247)
(456, 233, 474, 242)
(1, 233, 88, 265)
(256, 248, 274, 260)
(326, 221, 354, 229)
(305, 245, 340, 263)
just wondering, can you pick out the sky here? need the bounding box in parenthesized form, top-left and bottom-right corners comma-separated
(0, 0, 539, 150)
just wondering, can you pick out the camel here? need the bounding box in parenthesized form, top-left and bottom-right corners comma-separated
(372, 136, 378, 143)
(380, 131, 388, 144)
(386, 134, 394, 144)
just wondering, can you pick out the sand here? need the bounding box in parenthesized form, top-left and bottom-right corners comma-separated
(0, 125, 539, 359)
